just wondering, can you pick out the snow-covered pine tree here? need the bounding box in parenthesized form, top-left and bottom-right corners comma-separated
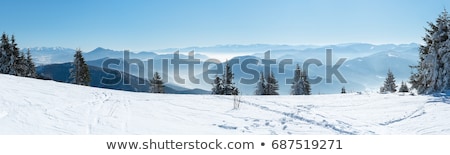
(9, 35, 20, 76)
(211, 75, 223, 95)
(25, 49, 37, 78)
(341, 86, 346, 94)
(302, 70, 311, 95)
(222, 62, 239, 95)
(379, 86, 385, 94)
(382, 69, 397, 93)
(70, 49, 90, 86)
(266, 71, 279, 95)
(0, 33, 34, 77)
(290, 64, 311, 95)
(291, 64, 304, 95)
(410, 9, 450, 94)
(434, 10, 450, 93)
(15, 52, 27, 77)
(0, 33, 12, 74)
(255, 71, 266, 95)
(149, 72, 165, 93)
(80, 61, 90, 85)
(399, 81, 409, 93)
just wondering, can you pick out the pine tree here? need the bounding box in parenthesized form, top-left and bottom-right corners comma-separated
(211, 75, 223, 95)
(211, 62, 239, 95)
(255, 72, 266, 95)
(0, 33, 34, 77)
(291, 64, 311, 95)
(341, 86, 346, 94)
(25, 49, 36, 78)
(70, 49, 90, 86)
(15, 52, 26, 77)
(399, 81, 409, 93)
(379, 86, 385, 93)
(302, 70, 311, 95)
(9, 35, 20, 76)
(149, 72, 165, 93)
(291, 64, 304, 95)
(266, 71, 279, 95)
(382, 69, 397, 93)
(410, 9, 450, 94)
(0, 33, 12, 74)
(222, 62, 239, 95)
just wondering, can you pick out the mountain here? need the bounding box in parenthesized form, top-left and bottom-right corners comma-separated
(23, 47, 75, 65)
(26, 43, 421, 94)
(84, 47, 158, 61)
(1, 74, 450, 134)
(26, 47, 209, 65)
(340, 49, 418, 90)
(189, 47, 419, 94)
(26, 43, 419, 65)
(36, 62, 210, 94)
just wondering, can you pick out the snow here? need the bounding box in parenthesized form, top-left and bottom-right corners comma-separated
(376, 75, 385, 79)
(387, 52, 398, 57)
(0, 74, 450, 135)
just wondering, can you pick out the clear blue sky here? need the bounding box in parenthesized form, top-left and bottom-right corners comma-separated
(1, 0, 449, 51)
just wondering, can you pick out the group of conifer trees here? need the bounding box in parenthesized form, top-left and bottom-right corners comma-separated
(210, 62, 311, 96)
(0, 33, 36, 77)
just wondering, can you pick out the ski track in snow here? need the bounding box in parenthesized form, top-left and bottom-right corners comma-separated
(216, 96, 359, 135)
(379, 105, 426, 126)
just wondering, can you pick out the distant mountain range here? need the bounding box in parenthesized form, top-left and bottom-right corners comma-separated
(27, 43, 420, 94)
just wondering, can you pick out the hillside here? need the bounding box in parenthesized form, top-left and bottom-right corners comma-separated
(0, 74, 449, 134)
(36, 62, 210, 94)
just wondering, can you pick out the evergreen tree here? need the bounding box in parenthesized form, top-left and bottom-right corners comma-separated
(211, 75, 223, 95)
(302, 70, 311, 95)
(410, 9, 450, 94)
(341, 86, 346, 94)
(379, 86, 385, 94)
(266, 71, 279, 95)
(290, 64, 311, 95)
(211, 62, 239, 95)
(70, 49, 90, 86)
(399, 81, 409, 93)
(149, 72, 165, 93)
(9, 35, 20, 76)
(222, 62, 239, 95)
(382, 69, 397, 93)
(0, 33, 12, 74)
(291, 64, 304, 95)
(15, 52, 27, 77)
(0, 33, 35, 78)
(255, 72, 266, 95)
(25, 49, 36, 78)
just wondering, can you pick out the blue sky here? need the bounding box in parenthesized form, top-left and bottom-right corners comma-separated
(1, 0, 449, 51)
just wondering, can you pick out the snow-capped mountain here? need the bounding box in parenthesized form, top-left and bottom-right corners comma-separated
(26, 43, 420, 94)
(23, 47, 75, 65)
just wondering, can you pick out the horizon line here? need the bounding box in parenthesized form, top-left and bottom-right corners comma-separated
(20, 42, 421, 53)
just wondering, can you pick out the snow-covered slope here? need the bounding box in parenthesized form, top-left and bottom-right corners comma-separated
(0, 74, 449, 135)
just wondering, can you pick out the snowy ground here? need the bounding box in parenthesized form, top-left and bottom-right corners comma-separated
(0, 74, 449, 135)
